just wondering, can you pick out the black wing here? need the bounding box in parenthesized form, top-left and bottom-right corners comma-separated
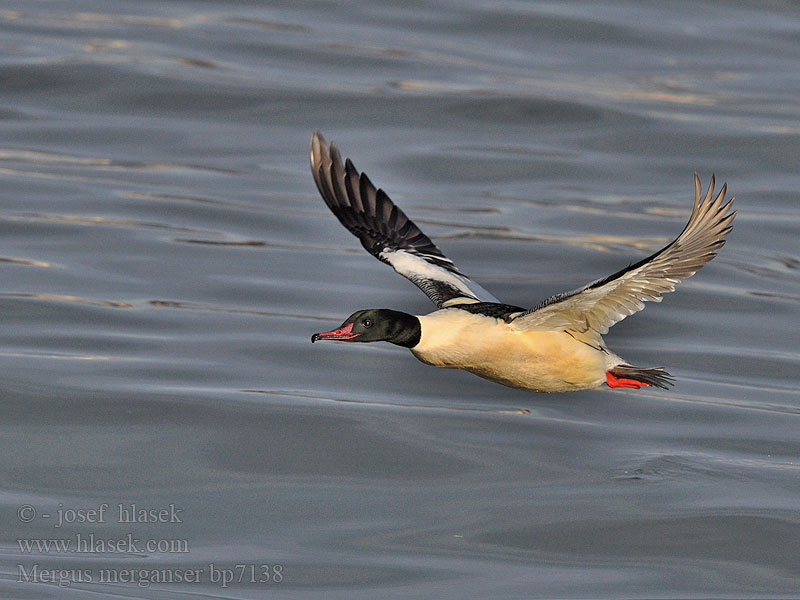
(310, 131, 499, 307)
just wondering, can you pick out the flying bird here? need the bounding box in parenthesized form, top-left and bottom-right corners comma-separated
(309, 132, 735, 393)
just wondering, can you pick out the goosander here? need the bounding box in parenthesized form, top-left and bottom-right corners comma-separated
(309, 132, 735, 393)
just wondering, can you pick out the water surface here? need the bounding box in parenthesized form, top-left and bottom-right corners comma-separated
(1, 1, 798, 598)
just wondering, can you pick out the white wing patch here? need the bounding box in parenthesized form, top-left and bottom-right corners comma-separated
(380, 248, 499, 306)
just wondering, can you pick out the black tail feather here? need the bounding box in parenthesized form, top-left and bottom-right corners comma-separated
(609, 365, 674, 390)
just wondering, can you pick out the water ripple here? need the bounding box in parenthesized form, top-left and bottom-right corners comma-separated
(242, 389, 531, 415)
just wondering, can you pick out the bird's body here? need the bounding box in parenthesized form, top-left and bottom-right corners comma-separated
(308, 131, 735, 393)
(412, 309, 613, 392)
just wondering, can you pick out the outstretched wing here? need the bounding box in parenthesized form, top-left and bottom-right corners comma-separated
(310, 131, 499, 307)
(510, 174, 736, 342)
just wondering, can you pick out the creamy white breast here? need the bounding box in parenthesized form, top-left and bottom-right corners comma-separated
(411, 309, 613, 392)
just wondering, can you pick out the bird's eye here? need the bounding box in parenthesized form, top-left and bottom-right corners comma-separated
(362, 318, 373, 328)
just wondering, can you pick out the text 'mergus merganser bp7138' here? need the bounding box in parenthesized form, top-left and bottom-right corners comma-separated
(309, 132, 735, 393)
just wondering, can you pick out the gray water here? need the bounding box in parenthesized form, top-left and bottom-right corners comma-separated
(1, 1, 798, 598)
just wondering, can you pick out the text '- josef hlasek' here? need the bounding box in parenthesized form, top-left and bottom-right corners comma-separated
(18, 503, 182, 527)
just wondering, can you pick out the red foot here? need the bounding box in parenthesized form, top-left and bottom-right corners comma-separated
(606, 371, 650, 389)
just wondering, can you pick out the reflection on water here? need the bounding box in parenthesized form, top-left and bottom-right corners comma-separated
(2, 292, 132, 308)
(0, 0, 798, 598)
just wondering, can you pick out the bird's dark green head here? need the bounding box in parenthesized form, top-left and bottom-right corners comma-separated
(311, 309, 420, 348)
